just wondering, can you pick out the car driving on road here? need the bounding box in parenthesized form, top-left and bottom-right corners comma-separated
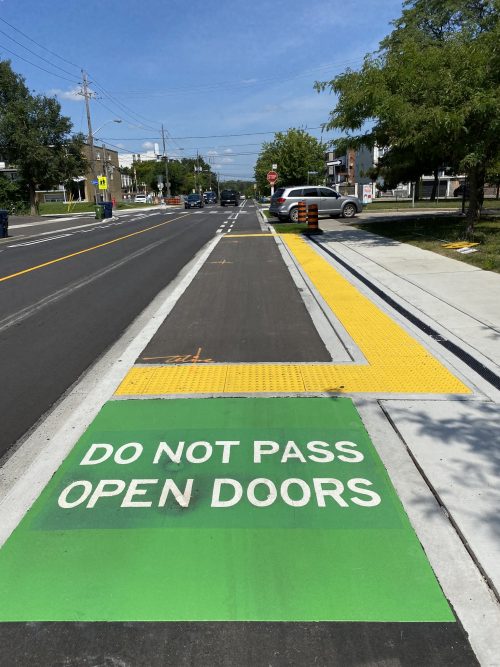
(269, 186, 363, 222)
(220, 189, 239, 206)
(185, 193, 204, 209)
(204, 191, 217, 204)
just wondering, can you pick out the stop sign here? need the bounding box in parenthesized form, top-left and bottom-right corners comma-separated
(266, 170, 278, 184)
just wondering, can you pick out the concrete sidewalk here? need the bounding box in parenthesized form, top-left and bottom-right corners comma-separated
(316, 217, 500, 602)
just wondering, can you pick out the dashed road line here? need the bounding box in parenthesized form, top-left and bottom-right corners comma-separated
(7, 234, 73, 247)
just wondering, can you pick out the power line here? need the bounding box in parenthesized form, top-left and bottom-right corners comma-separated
(0, 17, 162, 134)
(0, 16, 82, 71)
(91, 77, 161, 132)
(0, 27, 79, 79)
(102, 58, 363, 98)
(0, 43, 79, 84)
(99, 126, 323, 141)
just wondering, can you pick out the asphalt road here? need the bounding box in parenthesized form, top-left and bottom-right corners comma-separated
(0, 205, 228, 460)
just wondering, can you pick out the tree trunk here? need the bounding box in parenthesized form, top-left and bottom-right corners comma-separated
(430, 168, 439, 201)
(465, 164, 485, 238)
(28, 182, 37, 216)
(496, 183, 499, 200)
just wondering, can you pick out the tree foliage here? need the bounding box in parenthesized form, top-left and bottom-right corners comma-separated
(254, 128, 326, 192)
(0, 60, 87, 214)
(219, 179, 254, 197)
(132, 156, 217, 196)
(316, 0, 500, 222)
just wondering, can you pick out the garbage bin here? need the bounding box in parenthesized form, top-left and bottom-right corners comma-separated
(102, 201, 113, 219)
(0, 209, 8, 238)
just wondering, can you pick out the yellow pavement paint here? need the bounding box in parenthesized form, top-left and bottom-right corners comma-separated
(442, 241, 479, 249)
(117, 234, 471, 396)
(0, 214, 189, 283)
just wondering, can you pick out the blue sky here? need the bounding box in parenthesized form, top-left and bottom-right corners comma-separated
(0, 0, 404, 180)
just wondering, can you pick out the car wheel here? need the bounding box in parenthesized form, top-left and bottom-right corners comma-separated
(289, 207, 299, 223)
(221, 203, 225, 207)
(342, 203, 357, 218)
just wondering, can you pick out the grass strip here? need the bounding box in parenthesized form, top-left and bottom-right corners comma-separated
(353, 215, 500, 273)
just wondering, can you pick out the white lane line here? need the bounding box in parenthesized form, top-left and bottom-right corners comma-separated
(7, 233, 73, 247)
(0, 233, 224, 547)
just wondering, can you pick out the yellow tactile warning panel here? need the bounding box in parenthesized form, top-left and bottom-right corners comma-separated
(116, 234, 471, 396)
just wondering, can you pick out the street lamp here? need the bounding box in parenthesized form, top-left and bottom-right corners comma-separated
(92, 119, 122, 202)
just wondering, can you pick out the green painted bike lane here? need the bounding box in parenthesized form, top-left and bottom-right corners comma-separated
(0, 397, 453, 623)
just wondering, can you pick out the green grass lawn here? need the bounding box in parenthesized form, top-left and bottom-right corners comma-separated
(364, 199, 499, 211)
(39, 201, 159, 215)
(271, 223, 309, 234)
(353, 215, 500, 273)
(40, 202, 96, 214)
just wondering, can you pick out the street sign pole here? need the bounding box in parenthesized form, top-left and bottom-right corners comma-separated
(266, 170, 278, 196)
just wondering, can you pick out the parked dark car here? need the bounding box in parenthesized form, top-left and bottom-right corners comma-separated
(185, 194, 204, 209)
(220, 189, 239, 206)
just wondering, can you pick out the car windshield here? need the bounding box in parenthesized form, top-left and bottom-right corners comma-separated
(188, 195, 200, 200)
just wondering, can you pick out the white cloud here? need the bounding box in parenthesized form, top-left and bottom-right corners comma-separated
(223, 148, 233, 154)
(49, 87, 83, 101)
(221, 157, 234, 163)
(142, 141, 154, 150)
(206, 150, 219, 156)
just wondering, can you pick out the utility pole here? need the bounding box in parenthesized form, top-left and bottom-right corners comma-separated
(161, 124, 171, 198)
(102, 144, 109, 202)
(82, 71, 97, 204)
(195, 150, 204, 196)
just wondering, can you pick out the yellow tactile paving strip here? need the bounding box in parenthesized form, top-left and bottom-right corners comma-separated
(116, 234, 471, 396)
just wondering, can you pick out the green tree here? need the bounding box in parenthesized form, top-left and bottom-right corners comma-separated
(316, 0, 500, 226)
(219, 179, 254, 195)
(0, 176, 28, 213)
(0, 60, 87, 214)
(254, 128, 326, 192)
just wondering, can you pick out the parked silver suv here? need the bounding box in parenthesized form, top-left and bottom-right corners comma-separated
(269, 186, 363, 222)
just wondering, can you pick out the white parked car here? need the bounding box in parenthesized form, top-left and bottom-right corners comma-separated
(134, 194, 147, 203)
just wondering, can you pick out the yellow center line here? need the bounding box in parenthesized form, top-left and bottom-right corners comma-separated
(0, 213, 190, 283)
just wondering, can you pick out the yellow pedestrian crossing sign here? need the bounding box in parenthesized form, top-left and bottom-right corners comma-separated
(98, 176, 107, 190)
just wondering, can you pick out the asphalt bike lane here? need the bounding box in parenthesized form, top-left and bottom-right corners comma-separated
(0, 202, 478, 664)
